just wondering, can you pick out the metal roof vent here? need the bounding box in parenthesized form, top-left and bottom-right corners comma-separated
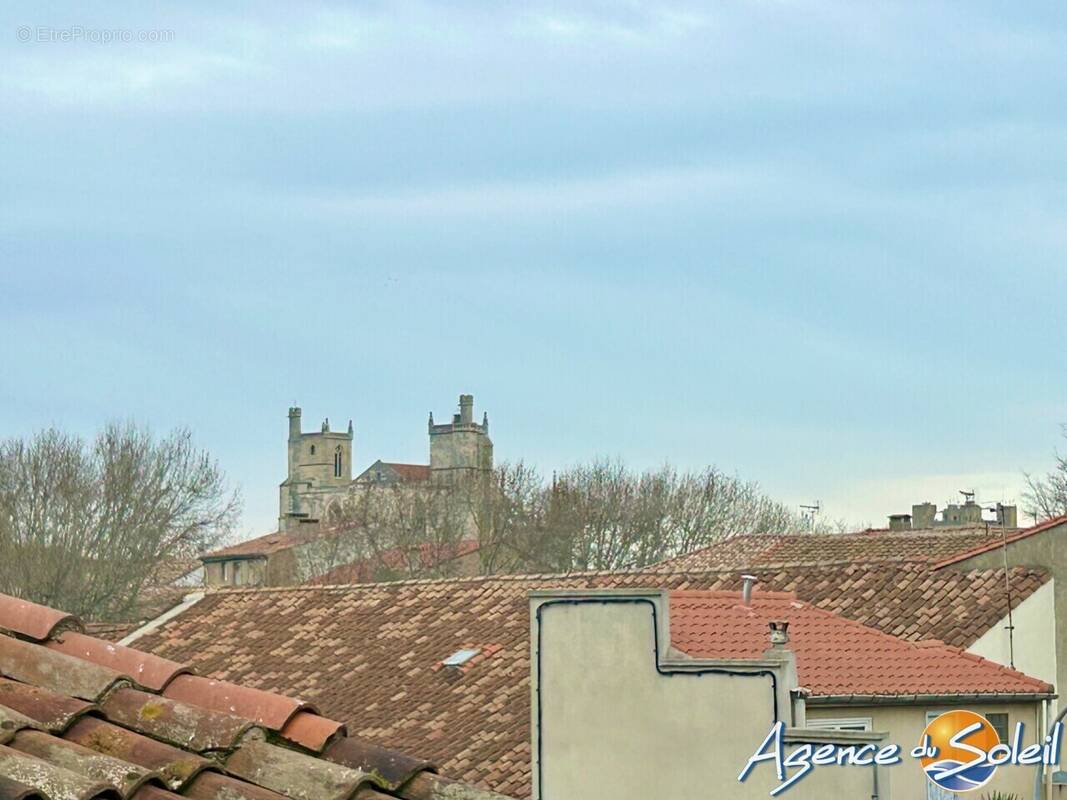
(442, 648, 480, 667)
(768, 620, 790, 649)
(741, 574, 758, 606)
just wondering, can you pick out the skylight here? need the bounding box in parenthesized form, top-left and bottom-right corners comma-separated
(442, 648, 480, 667)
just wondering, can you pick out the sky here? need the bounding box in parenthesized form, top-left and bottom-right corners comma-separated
(2, 1, 1066, 538)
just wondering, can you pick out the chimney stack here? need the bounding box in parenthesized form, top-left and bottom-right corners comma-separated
(997, 503, 1018, 529)
(911, 502, 937, 529)
(768, 621, 790, 649)
(888, 513, 912, 531)
(741, 574, 758, 606)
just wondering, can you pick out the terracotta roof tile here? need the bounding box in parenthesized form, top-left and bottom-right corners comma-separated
(657, 525, 1016, 571)
(61, 718, 210, 791)
(0, 774, 48, 800)
(321, 739, 432, 791)
(278, 713, 344, 753)
(0, 747, 121, 800)
(44, 635, 188, 693)
(98, 689, 265, 753)
(7, 730, 157, 799)
(0, 639, 125, 702)
(0, 592, 515, 800)
(130, 562, 1050, 798)
(131, 787, 181, 800)
(669, 591, 1052, 697)
(0, 680, 95, 734)
(161, 677, 310, 732)
(0, 597, 81, 642)
(0, 709, 42, 745)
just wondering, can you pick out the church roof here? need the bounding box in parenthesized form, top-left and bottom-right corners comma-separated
(202, 530, 320, 560)
(355, 462, 431, 484)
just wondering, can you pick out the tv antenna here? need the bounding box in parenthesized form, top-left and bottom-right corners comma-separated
(800, 502, 821, 533)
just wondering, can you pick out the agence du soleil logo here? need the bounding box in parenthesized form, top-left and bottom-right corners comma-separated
(919, 710, 1003, 792)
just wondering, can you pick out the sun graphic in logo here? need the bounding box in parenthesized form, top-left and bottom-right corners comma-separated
(920, 710, 1001, 792)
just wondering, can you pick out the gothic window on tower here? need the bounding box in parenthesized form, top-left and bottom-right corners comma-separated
(334, 446, 342, 477)
(310, 445, 316, 455)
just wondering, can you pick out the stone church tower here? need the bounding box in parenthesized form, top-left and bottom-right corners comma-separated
(278, 408, 353, 529)
(278, 394, 492, 530)
(428, 394, 493, 483)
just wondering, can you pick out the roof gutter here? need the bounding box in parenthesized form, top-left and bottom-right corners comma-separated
(808, 691, 1056, 706)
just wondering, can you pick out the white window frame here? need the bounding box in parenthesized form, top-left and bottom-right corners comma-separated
(806, 716, 873, 732)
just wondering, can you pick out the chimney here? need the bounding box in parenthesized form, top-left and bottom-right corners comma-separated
(459, 394, 474, 425)
(768, 621, 790, 649)
(997, 503, 1018, 529)
(912, 502, 937, 529)
(888, 513, 912, 531)
(741, 574, 758, 606)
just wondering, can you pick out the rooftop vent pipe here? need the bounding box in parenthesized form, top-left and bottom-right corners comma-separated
(741, 574, 758, 606)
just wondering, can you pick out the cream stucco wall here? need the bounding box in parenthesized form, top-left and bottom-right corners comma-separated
(532, 591, 888, 800)
(807, 702, 1046, 800)
(968, 579, 1058, 699)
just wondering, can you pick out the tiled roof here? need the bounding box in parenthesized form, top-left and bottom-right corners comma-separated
(203, 530, 320, 560)
(355, 463, 432, 484)
(308, 541, 481, 585)
(128, 563, 1047, 798)
(670, 591, 1053, 698)
(657, 526, 1012, 571)
(697, 562, 1049, 648)
(0, 593, 514, 800)
(377, 464, 431, 483)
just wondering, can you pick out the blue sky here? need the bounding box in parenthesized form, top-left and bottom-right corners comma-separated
(2, 2, 1065, 537)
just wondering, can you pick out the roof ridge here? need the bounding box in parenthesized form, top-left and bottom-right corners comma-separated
(198, 559, 1053, 596)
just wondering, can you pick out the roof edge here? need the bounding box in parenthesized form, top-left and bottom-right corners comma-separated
(808, 691, 1056, 706)
(932, 514, 1067, 569)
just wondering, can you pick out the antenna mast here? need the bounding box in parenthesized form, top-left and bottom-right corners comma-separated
(800, 502, 821, 534)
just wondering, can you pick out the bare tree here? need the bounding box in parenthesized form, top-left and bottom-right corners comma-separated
(296, 457, 807, 582)
(298, 480, 471, 582)
(1024, 424, 1067, 522)
(530, 460, 800, 573)
(0, 423, 239, 620)
(459, 460, 547, 574)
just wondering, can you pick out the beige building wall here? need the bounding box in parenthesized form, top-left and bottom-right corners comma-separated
(967, 579, 1058, 694)
(956, 521, 1067, 712)
(531, 590, 888, 800)
(807, 701, 1046, 800)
